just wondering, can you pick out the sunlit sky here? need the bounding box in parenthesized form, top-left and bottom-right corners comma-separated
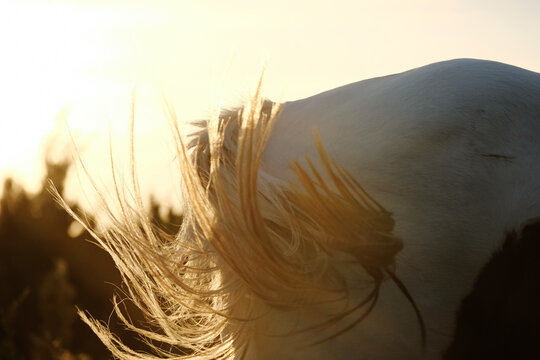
(1, 0, 539, 212)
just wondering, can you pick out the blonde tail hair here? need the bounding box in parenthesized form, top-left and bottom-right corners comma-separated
(55, 77, 414, 359)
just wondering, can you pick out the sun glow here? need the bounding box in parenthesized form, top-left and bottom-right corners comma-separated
(0, 3, 120, 190)
(0, 2, 191, 203)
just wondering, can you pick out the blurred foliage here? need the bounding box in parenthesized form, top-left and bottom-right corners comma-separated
(0, 158, 182, 359)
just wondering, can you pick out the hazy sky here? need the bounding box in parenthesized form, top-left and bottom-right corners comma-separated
(1, 0, 539, 210)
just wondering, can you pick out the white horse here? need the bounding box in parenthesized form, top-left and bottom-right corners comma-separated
(70, 58, 540, 359)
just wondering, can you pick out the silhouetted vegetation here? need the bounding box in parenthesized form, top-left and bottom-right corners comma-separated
(0, 158, 182, 359)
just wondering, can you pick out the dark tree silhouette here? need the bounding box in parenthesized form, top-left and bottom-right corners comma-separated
(0, 157, 182, 359)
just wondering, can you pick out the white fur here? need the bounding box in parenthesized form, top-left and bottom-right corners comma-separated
(246, 59, 540, 359)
